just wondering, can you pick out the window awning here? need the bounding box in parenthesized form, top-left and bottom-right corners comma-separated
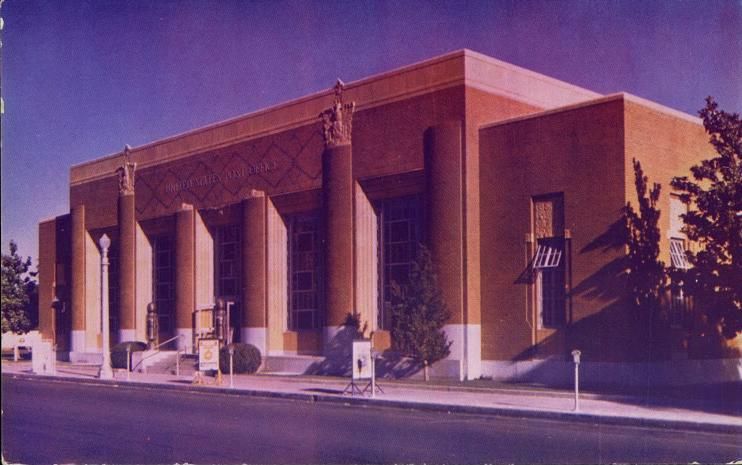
(532, 244, 563, 269)
(670, 239, 691, 269)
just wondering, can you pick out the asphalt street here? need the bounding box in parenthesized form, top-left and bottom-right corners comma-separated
(2, 376, 739, 464)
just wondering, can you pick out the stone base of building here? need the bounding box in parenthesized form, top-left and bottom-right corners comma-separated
(68, 352, 103, 364)
(480, 358, 742, 387)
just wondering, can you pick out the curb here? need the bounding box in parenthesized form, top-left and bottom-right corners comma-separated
(258, 373, 635, 402)
(6, 372, 740, 435)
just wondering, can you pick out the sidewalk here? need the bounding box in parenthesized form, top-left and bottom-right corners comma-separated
(2, 359, 740, 434)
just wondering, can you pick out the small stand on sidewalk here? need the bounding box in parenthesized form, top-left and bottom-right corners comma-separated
(345, 339, 376, 397)
(343, 379, 365, 396)
(362, 353, 383, 397)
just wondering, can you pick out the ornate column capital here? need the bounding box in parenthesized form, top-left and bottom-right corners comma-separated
(319, 79, 356, 148)
(116, 144, 137, 195)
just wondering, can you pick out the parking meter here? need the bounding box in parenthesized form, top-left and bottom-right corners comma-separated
(147, 303, 158, 348)
(571, 349, 581, 411)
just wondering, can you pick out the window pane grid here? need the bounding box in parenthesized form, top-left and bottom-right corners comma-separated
(107, 242, 119, 334)
(216, 225, 242, 339)
(152, 236, 174, 332)
(288, 213, 321, 330)
(378, 195, 422, 330)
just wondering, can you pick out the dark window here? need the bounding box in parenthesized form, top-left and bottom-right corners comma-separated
(107, 241, 119, 335)
(215, 224, 242, 341)
(288, 213, 322, 330)
(152, 235, 174, 333)
(378, 195, 422, 330)
(536, 237, 566, 327)
(532, 194, 566, 328)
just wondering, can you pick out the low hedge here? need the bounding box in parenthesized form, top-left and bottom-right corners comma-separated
(219, 343, 261, 374)
(111, 341, 147, 369)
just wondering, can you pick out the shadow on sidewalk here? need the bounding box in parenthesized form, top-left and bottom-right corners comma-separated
(303, 387, 344, 395)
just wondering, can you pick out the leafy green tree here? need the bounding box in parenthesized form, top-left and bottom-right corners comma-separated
(1, 241, 38, 333)
(671, 97, 742, 339)
(624, 159, 666, 318)
(390, 244, 451, 381)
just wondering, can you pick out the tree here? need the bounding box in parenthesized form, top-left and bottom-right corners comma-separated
(671, 97, 742, 339)
(1, 241, 38, 333)
(624, 159, 666, 318)
(390, 244, 451, 381)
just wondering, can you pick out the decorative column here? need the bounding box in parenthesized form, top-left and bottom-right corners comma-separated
(116, 145, 137, 342)
(175, 203, 195, 351)
(425, 122, 479, 380)
(98, 234, 113, 379)
(242, 191, 267, 354)
(320, 80, 356, 347)
(70, 204, 87, 354)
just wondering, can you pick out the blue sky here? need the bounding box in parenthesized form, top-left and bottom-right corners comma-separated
(2, 0, 741, 265)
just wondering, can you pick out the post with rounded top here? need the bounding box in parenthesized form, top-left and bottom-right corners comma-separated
(98, 234, 113, 379)
(215, 298, 226, 345)
(146, 302, 158, 349)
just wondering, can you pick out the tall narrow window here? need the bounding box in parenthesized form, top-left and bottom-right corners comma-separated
(288, 213, 322, 330)
(377, 195, 422, 330)
(152, 236, 174, 333)
(215, 224, 242, 341)
(107, 241, 119, 336)
(669, 194, 692, 326)
(532, 194, 566, 328)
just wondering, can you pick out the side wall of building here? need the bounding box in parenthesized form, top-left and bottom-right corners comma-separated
(623, 98, 715, 359)
(479, 98, 628, 364)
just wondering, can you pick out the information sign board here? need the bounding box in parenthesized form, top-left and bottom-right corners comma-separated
(352, 339, 372, 380)
(199, 338, 219, 371)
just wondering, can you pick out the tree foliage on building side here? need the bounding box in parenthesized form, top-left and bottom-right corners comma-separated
(671, 97, 742, 339)
(1, 241, 38, 333)
(390, 244, 451, 377)
(624, 159, 666, 319)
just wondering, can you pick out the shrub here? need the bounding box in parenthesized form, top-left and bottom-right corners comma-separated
(219, 343, 261, 374)
(111, 341, 147, 369)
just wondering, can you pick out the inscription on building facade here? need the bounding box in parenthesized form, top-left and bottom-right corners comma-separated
(164, 160, 278, 194)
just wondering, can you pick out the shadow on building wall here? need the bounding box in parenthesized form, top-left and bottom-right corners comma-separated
(304, 313, 426, 378)
(503, 216, 740, 391)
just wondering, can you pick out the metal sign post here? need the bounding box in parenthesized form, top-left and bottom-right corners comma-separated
(229, 346, 235, 389)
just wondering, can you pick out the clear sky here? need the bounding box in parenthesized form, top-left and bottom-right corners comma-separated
(1, 0, 741, 266)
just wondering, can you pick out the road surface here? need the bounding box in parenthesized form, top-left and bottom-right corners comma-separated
(2, 376, 739, 464)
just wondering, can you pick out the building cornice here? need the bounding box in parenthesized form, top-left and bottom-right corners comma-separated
(70, 49, 600, 186)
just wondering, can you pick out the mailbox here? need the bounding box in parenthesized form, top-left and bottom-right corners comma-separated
(571, 349, 581, 364)
(147, 303, 158, 348)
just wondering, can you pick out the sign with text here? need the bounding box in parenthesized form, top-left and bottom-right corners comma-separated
(352, 339, 372, 380)
(198, 339, 219, 371)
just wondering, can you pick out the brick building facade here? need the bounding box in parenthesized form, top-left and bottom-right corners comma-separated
(38, 50, 726, 382)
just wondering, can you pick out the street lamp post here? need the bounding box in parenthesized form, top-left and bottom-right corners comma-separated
(99, 234, 113, 379)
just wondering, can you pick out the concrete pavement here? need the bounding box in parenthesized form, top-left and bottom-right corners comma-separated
(2, 359, 740, 434)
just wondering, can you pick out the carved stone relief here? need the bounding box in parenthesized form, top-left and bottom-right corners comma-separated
(116, 144, 137, 195)
(319, 79, 356, 147)
(534, 197, 564, 239)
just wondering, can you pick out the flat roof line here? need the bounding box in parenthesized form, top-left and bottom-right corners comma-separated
(480, 92, 701, 131)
